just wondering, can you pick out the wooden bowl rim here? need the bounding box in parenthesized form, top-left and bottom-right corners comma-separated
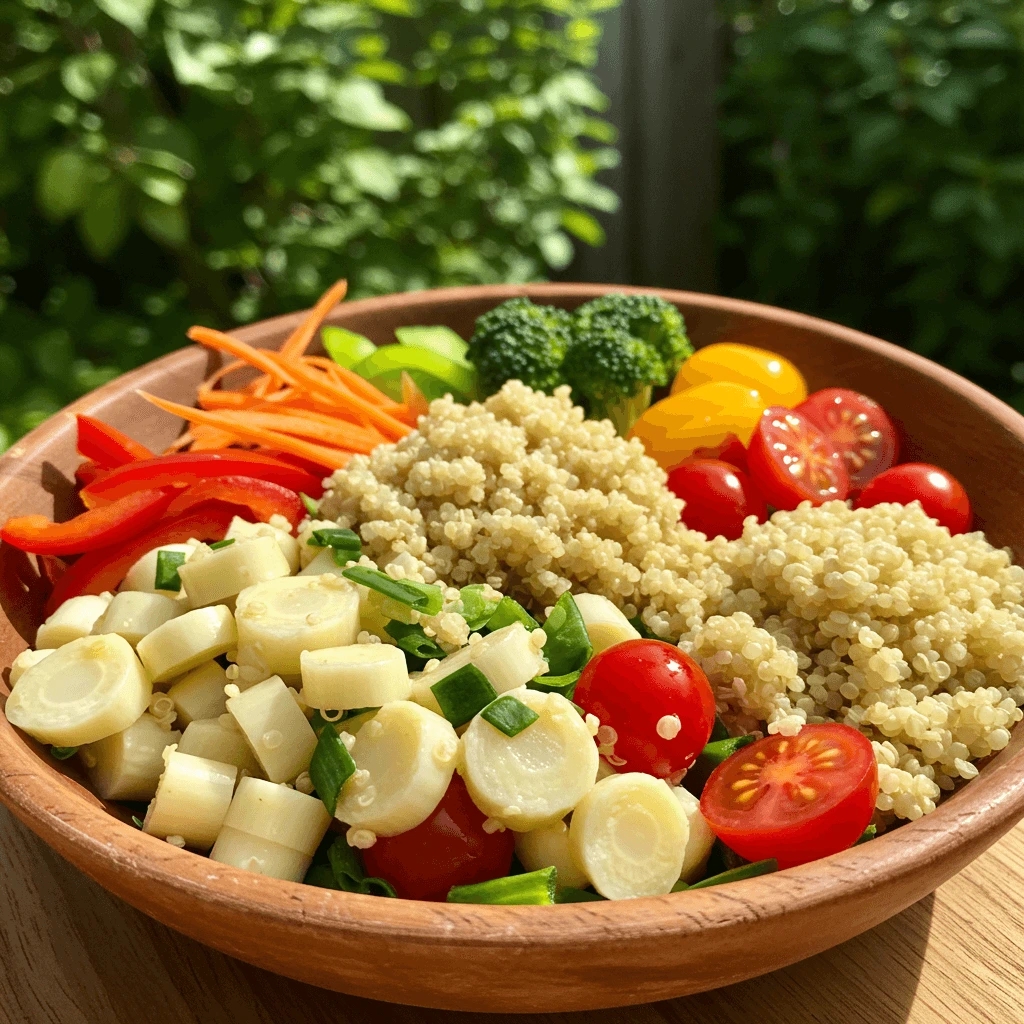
(2, 283, 1024, 947)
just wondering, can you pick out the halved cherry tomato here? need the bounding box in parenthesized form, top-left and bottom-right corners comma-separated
(573, 639, 716, 778)
(79, 451, 323, 508)
(667, 460, 767, 540)
(362, 774, 514, 901)
(797, 388, 898, 490)
(747, 406, 849, 510)
(1, 489, 175, 556)
(700, 723, 878, 869)
(75, 414, 154, 467)
(855, 463, 972, 534)
(166, 476, 305, 530)
(672, 343, 807, 409)
(43, 502, 236, 614)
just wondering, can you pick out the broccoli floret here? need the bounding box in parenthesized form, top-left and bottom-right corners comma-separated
(574, 294, 692, 378)
(561, 324, 668, 438)
(467, 298, 573, 395)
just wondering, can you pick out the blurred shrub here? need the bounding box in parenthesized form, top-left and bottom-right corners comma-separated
(0, 0, 619, 443)
(717, 0, 1024, 408)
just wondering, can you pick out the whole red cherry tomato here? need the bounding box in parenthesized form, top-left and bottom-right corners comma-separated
(362, 774, 514, 901)
(689, 433, 749, 471)
(747, 406, 849, 510)
(797, 388, 898, 490)
(573, 639, 715, 778)
(855, 462, 972, 534)
(700, 723, 878, 869)
(667, 460, 768, 540)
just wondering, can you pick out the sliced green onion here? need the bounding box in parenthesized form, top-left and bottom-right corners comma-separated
(458, 584, 501, 631)
(309, 527, 362, 555)
(485, 595, 540, 633)
(325, 837, 397, 897)
(542, 592, 593, 676)
(430, 664, 497, 728)
(384, 621, 446, 668)
(208, 538, 235, 550)
(300, 492, 319, 516)
(342, 565, 443, 616)
(308, 725, 356, 816)
(556, 886, 606, 903)
(684, 734, 758, 796)
(447, 866, 557, 905)
(481, 694, 539, 737)
(154, 549, 186, 592)
(670, 879, 690, 893)
(710, 716, 730, 743)
(528, 669, 581, 700)
(856, 824, 878, 845)
(131, 815, 144, 828)
(688, 859, 778, 889)
(50, 745, 79, 760)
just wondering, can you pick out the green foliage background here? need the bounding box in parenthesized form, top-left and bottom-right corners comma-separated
(0, 0, 619, 445)
(717, 0, 1024, 411)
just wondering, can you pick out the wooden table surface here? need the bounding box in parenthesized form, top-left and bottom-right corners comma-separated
(1, 804, 1020, 1024)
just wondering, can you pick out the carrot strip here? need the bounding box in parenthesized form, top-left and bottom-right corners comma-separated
(214, 409, 383, 453)
(187, 326, 295, 383)
(139, 392, 352, 470)
(280, 279, 349, 360)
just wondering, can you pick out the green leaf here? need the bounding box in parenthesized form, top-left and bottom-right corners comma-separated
(363, 0, 419, 13)
(36, 150, 94, 222)
(331, 80, 411, 131)
(61, 52, 117, 103)
(322, 327, 377, 369)
(96, 0, 155, 36)
(344, 149, 401, 202)
(352, 345, 476, 401)
(77, 179, 130, 261)
(394, 325, 469, 363)
(539, 231, 574, 270)
(561, 208, 605, 246)
(137, 198, 188, 248)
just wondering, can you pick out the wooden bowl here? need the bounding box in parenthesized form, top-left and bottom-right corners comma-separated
(1, 284, 1023, 1013)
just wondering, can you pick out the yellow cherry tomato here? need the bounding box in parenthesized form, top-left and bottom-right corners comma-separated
(671, 343, 807, 408)
(628, 381, 768, 471)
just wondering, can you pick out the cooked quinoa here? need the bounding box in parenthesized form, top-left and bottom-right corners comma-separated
(319, 381, 1024, 823)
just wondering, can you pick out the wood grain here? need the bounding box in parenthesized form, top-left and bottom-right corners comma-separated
(2, 799, 1021, 1024)
(3, 285, 1024, 1012)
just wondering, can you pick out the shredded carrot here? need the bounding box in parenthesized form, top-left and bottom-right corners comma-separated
(280, 279, 348, 360)
(214, 408, 384, 453)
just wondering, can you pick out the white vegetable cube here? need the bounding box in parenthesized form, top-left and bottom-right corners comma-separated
(572, 593, 641, 655)
(5, 634, 152, 747)
(469, 624, 548, 693)
(178, 536, 291, 609)
(84, 713, 181, 801)
(514, 819, 589, 889)
(177, 718, 262, 777)
(569, 773, 688, 900)
(235, 575, 360, 679)
(92, 590, 181, 647)
(297, 548, 340, 577)
(166, 661, 229, 726)
(143, 748, 237, 850)
(120, 542, 196, 599)
(36, 593, 113, 649)
(225, 515, 300, 573)
(461, 687, 597, 832)
(300, 644, 410, 710)
(211, 777, 331, 882)
(673, 786, 716, 883)
(136, 605, 237, 684)
(226, 676, 317, 783)
(297, 519, 339, 568)
(335, 701, 459, 837)
(9, 648, 53, 685)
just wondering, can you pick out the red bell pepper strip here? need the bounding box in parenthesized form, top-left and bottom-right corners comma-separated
(166, 476, 305, 530)
(43, 502, 237, 615)
(76, 415, 153, 467)
(78, 451, 324, 509)
(75, 459, 107, 488)
(1, 489, 176, 556)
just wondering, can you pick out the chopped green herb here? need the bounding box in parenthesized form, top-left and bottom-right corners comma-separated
(304, 862, 340, 890)
(384, 620, 446, 670)
(154, 549, 186, 592)
(458, 584, 501, 631)
(856, 824, 878, 845)
(684, 734, 758, 796)
(555, 886, 606, 903)
(481, 694, 539, 737)
(131, 815, 144, 828)
(342, 565, 443, 616)
(325, 837, 396, 897)
(300, 492, 319, 517)
(49, 745, 79, 760)
(528, 669, 581, 701)
(430, 664, 497, 728)
(688, 859, 778, 889)
(308, 726, 356, 816)
(710, 716, 731, 743)
(628, 614, 660, 640)
(542, 592, 593, 676)
(485, 595, 540, 632)
(208, 538, 235, 550)
(447, 866, 557, 905)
